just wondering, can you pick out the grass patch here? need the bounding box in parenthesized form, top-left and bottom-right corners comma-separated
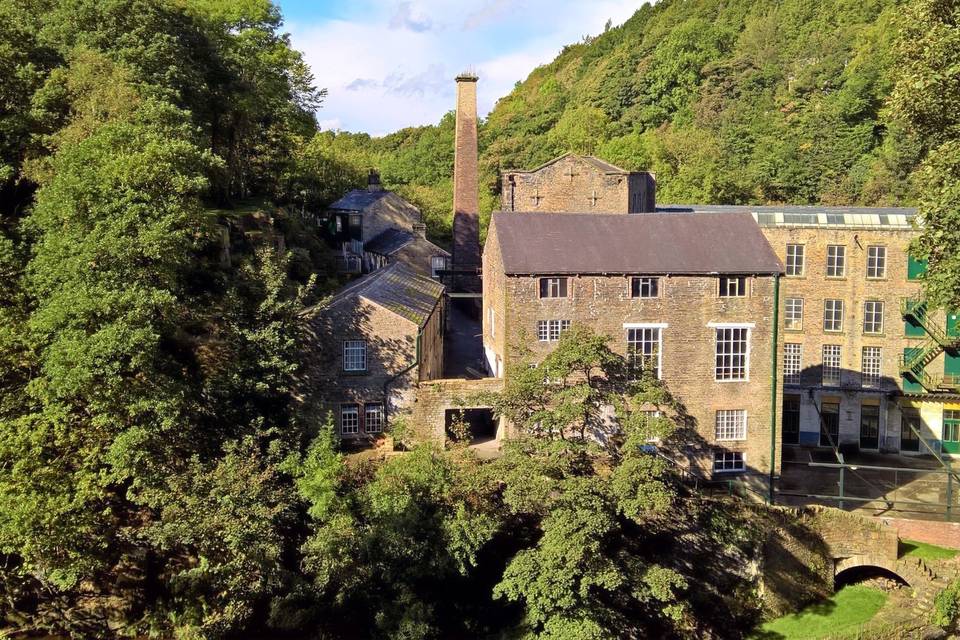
(899, 539, 958, 561)
(753, 585, 886, 639)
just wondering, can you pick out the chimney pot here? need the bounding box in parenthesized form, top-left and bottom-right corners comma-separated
(412, 223, 426, 238)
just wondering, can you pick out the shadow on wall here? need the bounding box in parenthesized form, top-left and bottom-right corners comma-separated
(297, 291, 421, 443)
(778, 364, 959, 517)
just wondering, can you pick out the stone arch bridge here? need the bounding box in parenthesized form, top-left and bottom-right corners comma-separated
(810, 507, 957, 614)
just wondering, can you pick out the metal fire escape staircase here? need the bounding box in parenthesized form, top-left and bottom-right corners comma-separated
(899, 297, 960, 393)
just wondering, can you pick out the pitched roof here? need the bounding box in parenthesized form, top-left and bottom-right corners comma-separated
(308, 262, 443, 328)
(328, 189, 391, 211)
(364, 228, 413, 255)
(505, 152, 634, 175)
(361, 263, 444, 326)
(490, 212, 783, 275)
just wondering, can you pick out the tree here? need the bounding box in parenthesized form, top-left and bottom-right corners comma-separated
(889, 0, 960, 306)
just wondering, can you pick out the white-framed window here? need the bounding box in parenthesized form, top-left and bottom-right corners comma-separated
(826, 245, 846, 277)
(715, 409, 747, 441)
(824, 299, 843, 332)
(630, 277, 660, 298)
(822, 344, 841, 386)
(343, 340, 367, 372)
(431, 256, 447, 278)
(786, 244, 805, 276)
(863, 301, 883, 334)
(785, 297, 803, 330)
(784, 343, 802, 384)
(365, 403, 384, 433)
(713, 450, 745, 473)
(719, 276, 747, 297)
(537, 319, 570, 342)
(867, 246, 886, 279)
(715, 326, 750, 381)
(626, 326, 662, 379)
(539, 277, 568, 298)
(861, 347, 882, 388)
(340, 404, 359, 435)
(489, 308, 495, 338)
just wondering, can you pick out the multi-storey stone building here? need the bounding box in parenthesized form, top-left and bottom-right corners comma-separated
(667, 205, 960, 459)
(483, 211, 784, 479)
(490, 151, 960, 475)
(301, 262, 445, 441)
(500, 153, 656, 215)
(327, 171, 449, 277)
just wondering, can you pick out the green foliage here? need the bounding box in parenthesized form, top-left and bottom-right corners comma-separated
(342, 0, 920, 246)
(889, 0, 960, 309)
(932, 577, 960, 630)
(754, 585, 887, 639)
(0, 0, 336, 635)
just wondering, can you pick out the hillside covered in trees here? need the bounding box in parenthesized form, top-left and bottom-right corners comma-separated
(2, 0, 958, 637)
(320, 0, 921, 243)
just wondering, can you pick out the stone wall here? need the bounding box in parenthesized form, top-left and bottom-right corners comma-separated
(481, 221, 507, 377)
(494, 270, 782, 478)
(301, 294, 422, 439)
(501, 154, 654, 214)
(363, 192, 421, 243)
(878, 516, 960, 550)
(407, 377, 505, 441)
(419, 296, 445, 382)
(761, 226, 935, 452)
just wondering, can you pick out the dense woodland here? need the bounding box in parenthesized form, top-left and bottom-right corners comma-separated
(0, 0, 958, 638)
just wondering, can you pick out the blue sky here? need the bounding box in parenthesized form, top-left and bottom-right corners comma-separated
(278, 0, 643, 135)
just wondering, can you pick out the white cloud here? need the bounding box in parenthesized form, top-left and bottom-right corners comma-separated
(288, 0, 642, 134)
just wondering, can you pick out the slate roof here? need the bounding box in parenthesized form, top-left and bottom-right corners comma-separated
(361, 264, 444, 326)
(308, 262, 443, 328)
(364, 228, 413, 256)
(328, 189, 391, 211)
(657, 204, 916, 229)
(490, 212, 783, 275)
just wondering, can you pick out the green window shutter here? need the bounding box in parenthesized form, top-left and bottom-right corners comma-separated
(907, 255, 927, 280)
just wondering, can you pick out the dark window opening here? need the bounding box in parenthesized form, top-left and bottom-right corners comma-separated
(539, 277, 568, 298)
(820, 402, 840, 447)
(860, 404, 880, 450)
(445, 408, 496, 445)
(782, 395, 800, 445)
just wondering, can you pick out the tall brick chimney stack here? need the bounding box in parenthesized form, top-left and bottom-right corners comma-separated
(452, 72, 480, 290)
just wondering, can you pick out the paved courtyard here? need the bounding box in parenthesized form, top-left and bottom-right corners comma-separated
(779, 446, 959, 520)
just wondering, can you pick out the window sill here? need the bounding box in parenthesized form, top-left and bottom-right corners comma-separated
(714, 378, 750, 383)
(341, 370, 369, 376)
(784, 327, 804, 332)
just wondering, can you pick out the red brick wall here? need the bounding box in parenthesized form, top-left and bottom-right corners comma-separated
(878, 516, 960, 549)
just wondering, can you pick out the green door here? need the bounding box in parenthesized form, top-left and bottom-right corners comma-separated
(908, 255, 928, 280)
(945, 354, 960, 380)
(943, 410, 960, 454)
(949, 312, 960, 338)
(905, 300, 927, 337)
(903, 347, 924, 393)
